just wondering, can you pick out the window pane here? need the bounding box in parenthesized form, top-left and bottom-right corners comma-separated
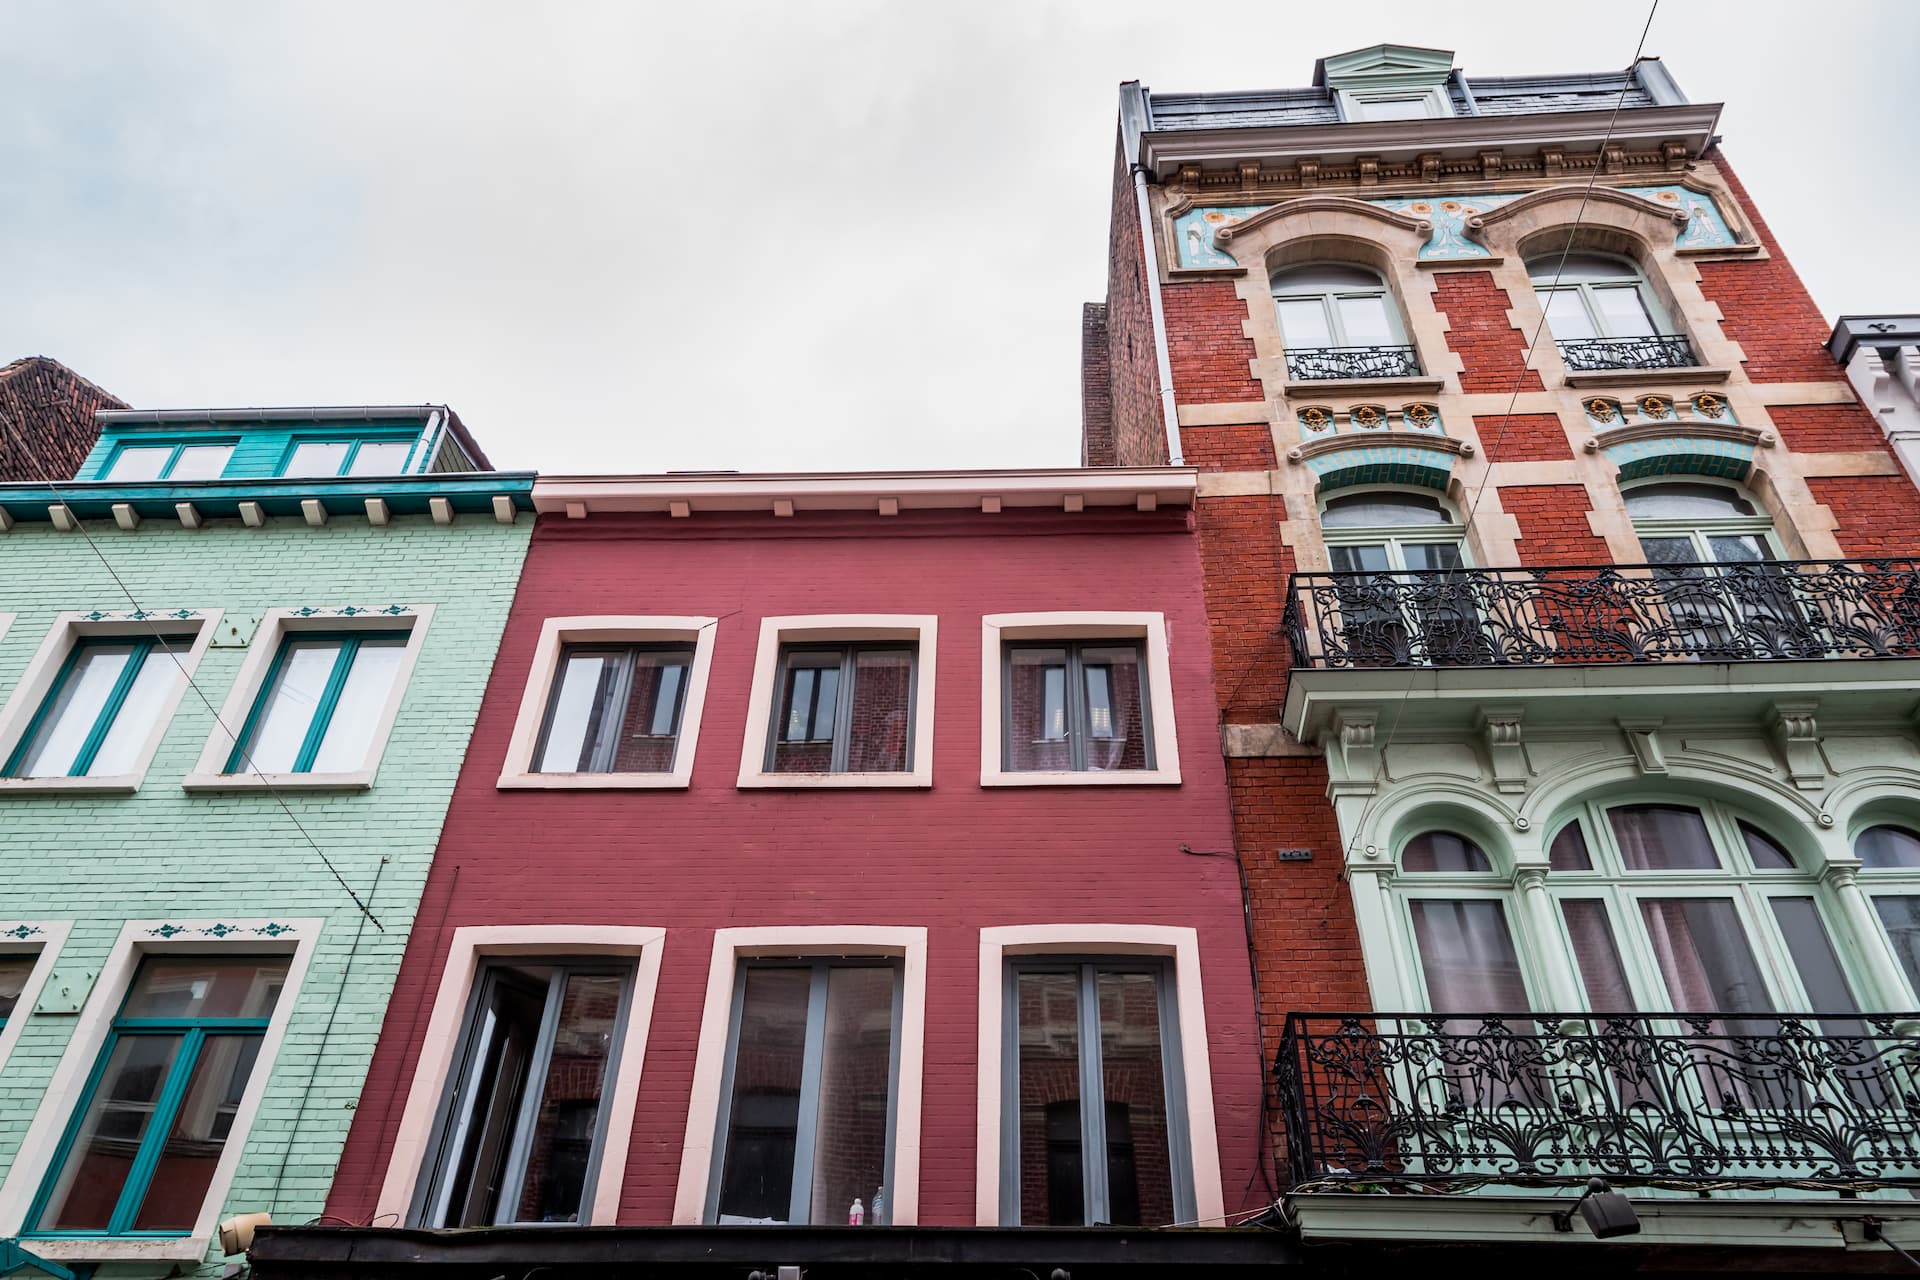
(772, 653, 840, 773)
(131, 1034, 264, 1230)
(430, 967, 548, 1227)
(87, 649, 178, 776)
(14, 644, 137, 777)
(0, 956, 32, 1020)
(1548, 823, 1593, 871)
(35, 1034, 185, 1230)
(1591, 285, 1657, 338)
(1335, 294, 1394, 346)
(1007, 647, 1071, 772)
(615, 650, 690, 771)
(717, 968, 810, 1222)
(123, 956, 289, 1019)
(1638, 535, 1698, 565)
(514, 973, 622, 1224)
(344, 441, 413, 477)
(1409, 900, 1529, 1012)
(237, 639, 342, 772)
(1739, 822, 1795, 870)
(1095, 971, 1172, 1228)
(309, 636, 408, 773)
(1873, 896, 1920, 998)
(1561, 900, 1636, 1011)
(1770, 898, 1858, 1014)
(1274, 298, 1333, 349)
(1706, 534, 1769, 564)
(1624, 483, 1755, 520)
(844, 649, 912, 772)
(1016, 971, 1081, 1226)
(1327, 543, 1391, 574)
(536, 652, 619, 773)
(1321, 492, 1449, 528)
(1081, 646, 1148, 771)
(1354, 95, 1430, 121)
(1401, 541, 1464, 571)
(1401, 832, 1491, 873)
(281, 441, 351, 477)
(105, 447, 173, 481)
(1608, 804, 1720, 870)
(168, 445, 233, 480)
(1539, 288, 1597, 340)
(1858, 826, 1920, 869)
(807, 967, 895, 1226)
(1638, 898, 1770, 1014)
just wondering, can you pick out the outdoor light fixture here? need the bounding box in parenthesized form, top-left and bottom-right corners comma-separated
(1550, 1177, 1640, 1238)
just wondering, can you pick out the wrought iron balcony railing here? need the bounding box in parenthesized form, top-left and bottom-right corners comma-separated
(1277, 1012, 1920, 1193)
(1556, 333, 1699, 371)
(1284, 559, 1920, 670)
(1285, 345, 1423, 381)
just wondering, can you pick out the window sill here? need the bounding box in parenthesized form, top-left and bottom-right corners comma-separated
(497, 770, 690, 790)
(0, 774, 141, 795)
(736, 770, 932, 789)
(18, 1235, 210, 1264)
(182, 770, 373, 792)
(981, 768, 1182, 787)
(1563, 365, 1732, 389)
(1283, 374, 1447, 398)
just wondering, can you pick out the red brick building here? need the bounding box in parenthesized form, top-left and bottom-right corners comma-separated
(1082, 43, 1920, 1268)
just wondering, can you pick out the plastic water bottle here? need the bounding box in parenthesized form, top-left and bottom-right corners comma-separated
(871, 1185, 886, 1225)
(848, 1197, 865, 1226)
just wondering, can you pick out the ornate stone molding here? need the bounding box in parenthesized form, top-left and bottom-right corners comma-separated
(1767, 700, 1827, 791)
(1477, 706, 1529, 795)
(1618, 719, 1668, 775)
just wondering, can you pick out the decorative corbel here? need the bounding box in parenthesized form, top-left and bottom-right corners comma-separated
(1618, 718, 1668, 775)
(1297, 159, 1320, 189)
(1479, 150, 1503, 181)
(1238, 160, 1261, 192)
(1323, 706, 1381, 792)
(1178, 163, 1202, 191)
(1541, 146, 1565, 177)
(1356, 156, 1379, 187)
(1766, 700, 1827, 791)
(1418, 152, 1441, 183)
(1661, 141, 1688, 171)
(1477, 705, 1529, 795)
(1602, 143, 1628, 173)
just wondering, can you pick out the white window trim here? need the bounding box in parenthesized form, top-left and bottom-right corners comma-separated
(182, 605, 434, 792)
(1338, 85, 1452, 121)
(498, 616, 719, 790)
(973, 924, 1223, 1226)
(0, 611, 222, 794)
(373, 924, 667, 1228)
(736, 615, 937, 789)
(0, 916, 323, 1263)
(980, 612, 1181, 786)
(673, 925, 928, 1225)
(0, 921, 73, 1075)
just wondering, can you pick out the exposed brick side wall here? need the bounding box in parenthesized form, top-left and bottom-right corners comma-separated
(1181, 424, 1277, 473)
(1432, 271, 1545, 393)
(0, 357, 125, 481)
(1769, 403, 1888, 455)
(1694, 152, 1850, 386)
(1164, 282, 1263, 406)
(1080, 303, 1116, 467)
(1103, 138, 1166, 466)
(1196, 495, 1291, 727)
(1503, 484, 1611, 565)
(1807, 476, 1920, 558)
(1472, 412, 1573, 463)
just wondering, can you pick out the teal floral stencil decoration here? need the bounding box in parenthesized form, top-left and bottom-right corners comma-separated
(253, 923, 297, 937)
(1, 924, 44, 940)
(147, 924, 190, 938)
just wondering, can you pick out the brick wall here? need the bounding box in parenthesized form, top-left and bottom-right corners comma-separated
(1472, 411, 1572, 463)
(0, 358, 125, 482)
(1807, 476, 1920, 558)
(1103, 138, 1167, 467)
(1181, 423, 1277, 472)
(0, 511, 529, 1273)
(1503, 484, 1611, 564)
(1768, 403, 1889, 455)
(1081, 303, 1116, 467)
(1432, 271, 1544, 393)
(1164, 282, 1263, 406)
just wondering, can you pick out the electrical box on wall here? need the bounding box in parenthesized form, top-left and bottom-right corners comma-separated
(211, 615, 257, 648)
(37, 968, 96, 1014)
(1276, 848, 1314, 862)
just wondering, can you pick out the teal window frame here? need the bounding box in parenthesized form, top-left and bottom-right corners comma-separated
(100, 439, 238, 482)
(21, 962, 280, 1239)
(4, 638, 165, 779)
(223, 630, 409, 774)
(275, 435, 419, 479)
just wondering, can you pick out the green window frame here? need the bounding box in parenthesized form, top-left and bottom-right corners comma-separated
(100, 441, 237, 482)
(4, 638, 175, 779)
(276, 437, 418, 479)
(23, 954, 289, 1239)
(224, 630, 410, 775)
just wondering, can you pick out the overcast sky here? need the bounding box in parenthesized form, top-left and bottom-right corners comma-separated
(4, 1, 1913, 474)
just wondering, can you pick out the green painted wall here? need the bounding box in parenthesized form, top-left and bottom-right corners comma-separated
(0, 509, 530, 1272)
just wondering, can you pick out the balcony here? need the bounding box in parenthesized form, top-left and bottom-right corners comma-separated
(1556, 334, 1699, 372)
(1276, 1012, 1920, 1194)
(1285, 344, 1423, 381)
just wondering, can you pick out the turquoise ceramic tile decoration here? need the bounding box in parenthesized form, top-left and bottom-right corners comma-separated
(1306, 441, 1455, 491)
(1620, 184, 1736, 247)
(1368, 193, 1525, 259)
(1602, 432, 1756, 482)
(1172, 205, 1268, 268)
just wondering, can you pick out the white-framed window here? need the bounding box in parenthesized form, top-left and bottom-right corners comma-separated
(1339, 86, 1453, 121)
(0, 918, 321, 1264)
(0, 611, 222, 794)
(0, 921, 73, 1076)
(102, 442, 236, 482)
(737, 616, 936, 789)
(675, 927, 927, 1226)
(278, 438, 416, 479)
(1624, 481, 1799, 660)
(1317, 491, 1485, 667)
(498, 617, 719, 790)
(372, 927, 666, 1229)
(1270, 263, 1407, 352)
(183, 605, 433, 791)
(974, 925, 1224, 1228)
(1527, 252, 1668, 341)
(1853, 823, 1920, 1003)
(980, 613, 1180, 787)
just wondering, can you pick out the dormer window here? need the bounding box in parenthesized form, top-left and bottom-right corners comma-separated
(282, 438, 416, 479)
(103, 442, 235, 482)
(1346, 89, 1451, 121)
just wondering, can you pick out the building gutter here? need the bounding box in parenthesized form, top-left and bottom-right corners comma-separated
(1122, 82, 1184, 466)
(96, 406, 447, 425)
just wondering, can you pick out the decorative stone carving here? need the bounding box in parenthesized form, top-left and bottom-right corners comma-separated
(1618, 719, 1668, 775)
(1477, 706, 1529, 794)
(1767, 700, 1827, 791)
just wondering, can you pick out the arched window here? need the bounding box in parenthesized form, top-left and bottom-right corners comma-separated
(1270, 264, 1417, 380)
(1624, 481, 1777, 566)
(1320, 490, 1462, 573)
(1393, 830, 1532, 1014)
(1855, 823, 1920, 1002)
(1320, 490, 1483, 666)
(1527, 251, 1693, 370)
(1625, 481, 1800, 660)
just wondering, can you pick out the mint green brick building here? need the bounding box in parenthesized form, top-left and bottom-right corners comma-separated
(0, 406, 530, 1276)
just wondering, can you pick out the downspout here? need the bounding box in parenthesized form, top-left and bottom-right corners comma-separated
(1121, 82, 1183, 466)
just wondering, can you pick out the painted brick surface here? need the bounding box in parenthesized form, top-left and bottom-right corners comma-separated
(325, 507, 1258, 1228)
(1472, 412, 1573, 463)
(0, 512, 528, 1271)
(1432, 270, 1545, 393)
